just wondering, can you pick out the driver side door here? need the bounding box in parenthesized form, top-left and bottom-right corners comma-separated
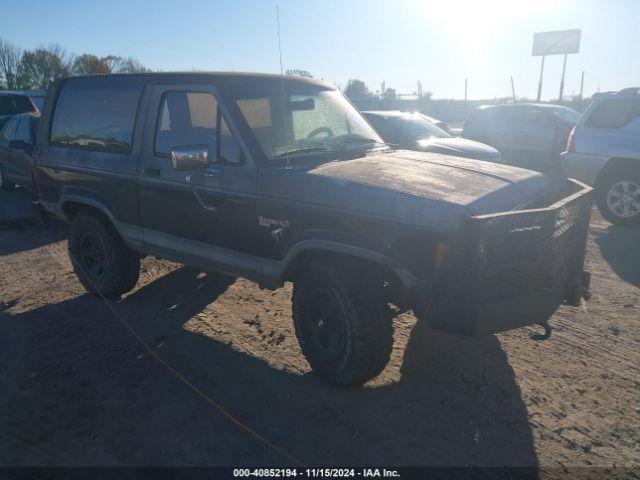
(137, 84, 257, 258)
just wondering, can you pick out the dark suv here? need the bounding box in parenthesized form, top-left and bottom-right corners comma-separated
(35, 73, 593, 385)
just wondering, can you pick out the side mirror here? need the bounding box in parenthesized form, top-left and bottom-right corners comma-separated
(170, 145, 209, 171)
(9, 139, 30, 150)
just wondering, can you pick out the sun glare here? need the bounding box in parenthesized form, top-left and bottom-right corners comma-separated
(416, 0, 558, 50)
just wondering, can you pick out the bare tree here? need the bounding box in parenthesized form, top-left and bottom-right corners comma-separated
(0, 38, 22, 89)
(115, 57, 149, 73)
(102, 55, 123, 73)
(18, 44, 73, 89)
(73, 54, 110, 75)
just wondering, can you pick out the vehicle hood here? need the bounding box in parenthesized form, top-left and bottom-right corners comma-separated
(258, 151, 561, 231)
(415, 136, 500, 161)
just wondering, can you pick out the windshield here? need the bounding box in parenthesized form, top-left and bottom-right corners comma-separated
(396, 115, 451, 139)
(233, 86, 384, 162)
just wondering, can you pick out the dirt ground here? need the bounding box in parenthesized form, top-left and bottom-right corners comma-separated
(0, 208, 638, 471)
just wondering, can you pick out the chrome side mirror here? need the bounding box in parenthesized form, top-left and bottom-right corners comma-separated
(170, 145, 209, 171)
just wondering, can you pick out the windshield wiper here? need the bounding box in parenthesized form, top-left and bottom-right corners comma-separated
(274, 146, 334, 159)
(334, 135, 391, 148)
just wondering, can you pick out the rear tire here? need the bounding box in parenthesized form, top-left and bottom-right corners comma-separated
(292, 260, 393, 386)
(596, 167, 640, 227)
(0, 168, 15, 191)
(68, 212, 140, 298)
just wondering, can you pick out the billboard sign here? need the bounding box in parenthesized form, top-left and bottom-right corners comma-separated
(532, 29, 581, 56)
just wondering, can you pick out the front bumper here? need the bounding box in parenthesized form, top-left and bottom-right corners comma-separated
(422, 179, 593, 337)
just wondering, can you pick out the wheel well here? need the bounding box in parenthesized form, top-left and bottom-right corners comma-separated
(62, 201, 111, 225)
(284, 250, 409, 309)
(595, 157, 640, 189)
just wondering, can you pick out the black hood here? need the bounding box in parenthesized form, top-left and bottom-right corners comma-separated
(258, 151, 561, 231)
(414, 137, 501, 161)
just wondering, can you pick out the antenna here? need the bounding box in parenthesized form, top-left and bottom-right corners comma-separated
(276, 6, 290, 167)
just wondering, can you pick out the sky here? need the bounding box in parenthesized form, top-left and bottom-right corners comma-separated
(1, 0, 638, 100)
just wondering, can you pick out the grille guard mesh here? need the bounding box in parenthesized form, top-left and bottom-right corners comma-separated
(429, 179, 593, 336)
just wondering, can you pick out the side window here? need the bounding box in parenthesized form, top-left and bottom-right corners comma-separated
(155, 91, 218, 157)
(366, 116, 395, 141)
(155, 91, 242, 165)
(584, 99, 640, 129)
(14, 118, 34, 144)
(50, 77, 142, 153)
(1, 117, 19, 141)
(12, 96, 36, 114)
(522, 109, 549, 126)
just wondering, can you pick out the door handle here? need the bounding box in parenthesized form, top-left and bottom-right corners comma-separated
(145, 168, 161, 177)
(186, 168, 223, 213)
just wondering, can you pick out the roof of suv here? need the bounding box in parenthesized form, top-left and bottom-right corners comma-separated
(475, 103, 573, 111)
(58, 72, 336, 89)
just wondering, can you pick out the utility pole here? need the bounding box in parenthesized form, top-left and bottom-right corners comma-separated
(510, 76, 516, 102)
(464, 78, 468, 120)
(537, 55, 546, 102)
(579, 71, 585, 102)
(558, 53, 568, 103)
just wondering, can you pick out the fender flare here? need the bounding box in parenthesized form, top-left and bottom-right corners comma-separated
(59, 193, 145, 251)
(280, 239, 423, 294)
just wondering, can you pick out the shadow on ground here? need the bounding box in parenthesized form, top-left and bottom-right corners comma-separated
(0, 267, 537, 468)
(594, 224, 640, 288)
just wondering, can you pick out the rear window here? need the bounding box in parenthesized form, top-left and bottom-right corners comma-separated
(584, 99, 640, 129)
(50, 77, 143, 154)
(0, 95, 34, 116)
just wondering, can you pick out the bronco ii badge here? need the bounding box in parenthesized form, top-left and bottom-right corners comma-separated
(258, 215, 290, 229)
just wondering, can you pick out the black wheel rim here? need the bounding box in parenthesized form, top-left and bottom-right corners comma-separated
(305, 287, 347, 361)
(79, 232, 106, 281)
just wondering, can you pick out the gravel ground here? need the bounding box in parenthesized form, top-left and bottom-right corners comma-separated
(0, 210, 638, 473)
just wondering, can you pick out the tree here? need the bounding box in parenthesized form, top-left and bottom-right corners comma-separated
(73, 54, 110, 75)
(286, 69, 313, 78)
(344, 79, 369, 99)
(116, 57, 149, 73)
(0, 38, 21, 90)
(73, 54, 148, 75)
(384, 87, 397, 100)
(18, 45, 72, 90)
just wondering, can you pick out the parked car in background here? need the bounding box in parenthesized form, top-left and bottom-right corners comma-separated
(462, 103, 581, 172)
(0, 112, 40, 193)
(0, 92, 39, 130)
(562, 88, 640, 227)
(418, 112, 451, 134)
(363, 110, 501, 163)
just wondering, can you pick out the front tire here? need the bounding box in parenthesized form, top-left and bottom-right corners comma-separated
(68, 212, 141, 298)
(292, 260, 393, 386)
(596, 167, 640, 227)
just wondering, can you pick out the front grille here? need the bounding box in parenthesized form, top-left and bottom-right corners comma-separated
(468, 180, 593, 306)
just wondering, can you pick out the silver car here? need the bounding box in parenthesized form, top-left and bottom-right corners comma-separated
(562, 87, 640, 227)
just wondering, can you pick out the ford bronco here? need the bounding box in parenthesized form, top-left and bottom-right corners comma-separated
(35, 73, 593, 385)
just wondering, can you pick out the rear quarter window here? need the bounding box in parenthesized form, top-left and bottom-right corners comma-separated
(50, 77, 143, 154)
(584, 99, 640, 129)
(0, 95, 34, 116)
